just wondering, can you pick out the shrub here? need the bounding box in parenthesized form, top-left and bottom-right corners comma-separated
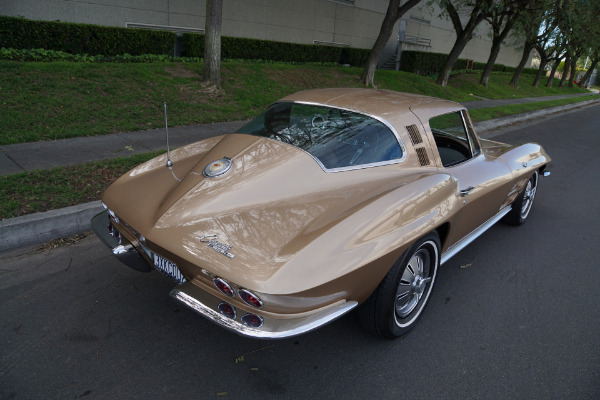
(0, 47, 200, 63)
(182, 33, 369, 66)
(224, 36, 342, 63)
(0, 16, 175, 56)
(471, 61, 487, 70)
(2, 15, 370, 66)
(181, 33, 205, 58)
(184, 33, 339, 63)
(340, 47, 370, 67)
(398, 50, 527, 76)
(399, 51, 448, 75)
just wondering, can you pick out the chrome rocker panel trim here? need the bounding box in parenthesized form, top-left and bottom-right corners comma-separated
(170, 281, 358, 339)
(440, 206, 512, 265)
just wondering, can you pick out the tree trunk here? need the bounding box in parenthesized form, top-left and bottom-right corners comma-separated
(479, 38, 502, 88)
(510, 40, 534, 87)
(361, 0, 422, 87)
(546, 60, 560, 87)
(578, 59, 598, 87)
(532, 54, 548, 87)
(437, 28, 482, 87)
(480, 18, 514, 88)
(437, 3, 486, 87)
(559, 54, 571, 88)
(361, 0, 400, 87)
(203, 0, 223, 90)
(567, 59, 577, 88)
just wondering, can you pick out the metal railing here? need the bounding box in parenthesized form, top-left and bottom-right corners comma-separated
(402, 35, 431, 47)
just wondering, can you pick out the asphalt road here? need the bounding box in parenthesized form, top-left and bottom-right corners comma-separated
(1, 105, 599, 400)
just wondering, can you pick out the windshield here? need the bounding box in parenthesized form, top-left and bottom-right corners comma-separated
(236, 102, 403, 170)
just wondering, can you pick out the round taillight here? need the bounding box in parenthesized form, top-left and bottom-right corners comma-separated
(213, 278, 234, 297)
(241, 313, 263, 328)
(238, 289, 263, 308)
(218, 302, 236, 319)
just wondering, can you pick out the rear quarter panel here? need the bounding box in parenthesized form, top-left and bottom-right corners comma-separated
(270, 169, 461, 304)
(480, 140, 551, 208)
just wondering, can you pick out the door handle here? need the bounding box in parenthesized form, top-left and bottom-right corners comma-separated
(459, 186, 475, 197)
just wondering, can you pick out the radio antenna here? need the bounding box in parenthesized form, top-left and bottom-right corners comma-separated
(164, 102, 173, 168)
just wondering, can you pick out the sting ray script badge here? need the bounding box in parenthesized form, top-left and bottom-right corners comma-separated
(200, 235, 235, 259)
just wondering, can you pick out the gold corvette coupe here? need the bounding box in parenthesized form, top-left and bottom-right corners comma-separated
(92, 89, 550, 339)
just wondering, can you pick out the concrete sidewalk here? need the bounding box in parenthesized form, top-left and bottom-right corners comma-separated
(0, 120, 247, 176)
(2, 92, 599, 252)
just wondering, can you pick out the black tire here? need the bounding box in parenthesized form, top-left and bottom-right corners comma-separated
(503, 170, 539, 226)
(359, 232, 440, 339)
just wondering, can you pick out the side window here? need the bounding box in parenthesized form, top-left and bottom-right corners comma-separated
(429, 111, 477, 167)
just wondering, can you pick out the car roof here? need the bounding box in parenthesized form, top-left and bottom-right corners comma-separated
(278, 88, 465, 128)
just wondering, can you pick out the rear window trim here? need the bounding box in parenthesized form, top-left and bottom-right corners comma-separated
(270, 101, 408, 173)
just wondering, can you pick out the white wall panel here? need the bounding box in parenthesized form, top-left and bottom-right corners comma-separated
(1, 0, 526, 66)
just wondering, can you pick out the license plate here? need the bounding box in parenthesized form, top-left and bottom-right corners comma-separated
(152, 253, 186, 284)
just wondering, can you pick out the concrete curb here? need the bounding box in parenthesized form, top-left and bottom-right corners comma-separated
(0, 201, 103, 252)
(2, 97, 599, 252)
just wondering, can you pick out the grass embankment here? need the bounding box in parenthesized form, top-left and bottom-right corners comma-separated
(0, 152, 162, 218)
(0, 60, 589, 145)
(0, 60, 594, 219)
(468, 95, 594, 121)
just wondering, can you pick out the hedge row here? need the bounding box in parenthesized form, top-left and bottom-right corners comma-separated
(182, 33, 370, 66)
(0, 47, 201, 63)
(0, 16, 175, 56)
(2, 15, 537, 74)
(400, 50, 538, 76)
(0, 48, 347, 67)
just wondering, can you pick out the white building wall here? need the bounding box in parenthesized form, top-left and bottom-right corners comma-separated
(1, 0, 526, 67)
(403, 2, 525, 66)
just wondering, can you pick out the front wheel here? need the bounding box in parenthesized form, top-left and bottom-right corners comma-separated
(359, 232, 440, 339)
(503, 170, 539, 226)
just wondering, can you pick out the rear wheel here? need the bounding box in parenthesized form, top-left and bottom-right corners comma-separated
(359, 232, 440, 339)
(504, 171, 538, 225)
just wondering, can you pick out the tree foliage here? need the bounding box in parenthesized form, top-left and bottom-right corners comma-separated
(436, 0, 600, 89)
(539, 0, 600, 88)
(508, 0, 557, 86)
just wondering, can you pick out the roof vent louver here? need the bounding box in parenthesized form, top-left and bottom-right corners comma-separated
(406, 125, 423, 146)
(415, 147, 430, 166)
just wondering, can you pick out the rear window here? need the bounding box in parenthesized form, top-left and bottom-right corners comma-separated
(236, 102, 403, 170)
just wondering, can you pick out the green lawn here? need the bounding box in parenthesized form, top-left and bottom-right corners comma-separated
(0, 152, 162, 219)
(468, 96, 594, 121)
(0, 60, 588, 145)
(0, 59, 594, 219)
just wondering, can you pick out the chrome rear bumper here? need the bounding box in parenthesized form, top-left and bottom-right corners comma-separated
(91, 211, 151, 272)
(171, 281, 357, 339)
(93, 210, 357, 338)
